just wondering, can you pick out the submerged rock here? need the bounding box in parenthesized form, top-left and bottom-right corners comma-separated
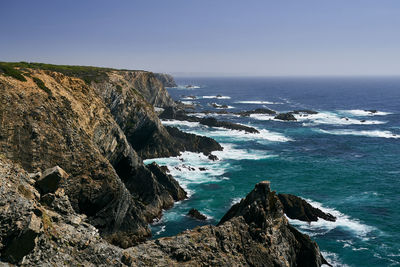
(187, 208, 207, 220)
(278, 193, 336, 222)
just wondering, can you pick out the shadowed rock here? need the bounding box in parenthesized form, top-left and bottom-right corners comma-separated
(278, 193, 336, 222)
(275, 112, 297, 121)
(35, 166, 68, 194)
(187, 208, 207, 220)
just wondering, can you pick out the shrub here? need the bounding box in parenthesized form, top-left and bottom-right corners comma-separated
(33, 77, 52, 95)
(0, 63, 27, 81)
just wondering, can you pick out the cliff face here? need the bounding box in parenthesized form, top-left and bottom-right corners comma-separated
(0, 159, 326, 267)
(154, 73, 177, 88)
(0, 67, 187, 248)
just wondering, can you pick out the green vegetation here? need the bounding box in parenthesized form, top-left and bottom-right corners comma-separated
(33, 77, 52, 95)
(0, 62, 27, 81)
(0, 61, 146, 85)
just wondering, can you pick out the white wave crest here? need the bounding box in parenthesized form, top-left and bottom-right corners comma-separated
(294, 112, 386, 125)
(235, 100, 283, 105)
(321, 251, 350, 267)
(202, 95, 231, 99)
(161, 119, 200, 128)
(338, 109, 393, 116)
(319, 129, 400, 139)
(288, 198, 375, 240)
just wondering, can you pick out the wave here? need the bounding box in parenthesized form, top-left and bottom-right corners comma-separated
(171, 85, 201, 90)
(321, 252, 350, 267)
(235, 100, 283, 105)
(202, 95, 231, 99)
(161, 120, 292, 143)
(181, 101, 196, 105)
(213, 143, 277, 160)
(319, 129, 400, 139)
(294, 112, 386, 126)
(288, 198, 375, 240)
(338, 109, 393, 117)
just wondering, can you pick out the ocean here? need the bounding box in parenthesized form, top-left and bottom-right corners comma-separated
(144, 77, 400, 267)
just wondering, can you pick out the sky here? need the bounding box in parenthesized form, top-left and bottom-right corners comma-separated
(1, 0, 400, 76)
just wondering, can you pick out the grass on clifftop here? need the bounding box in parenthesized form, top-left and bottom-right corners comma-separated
(0, 61, 146, 85)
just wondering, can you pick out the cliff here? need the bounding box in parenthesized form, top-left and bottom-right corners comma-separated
(0, 157, 327, 266)
(0, 62, 327, 266)
(154, 73, 177, 87)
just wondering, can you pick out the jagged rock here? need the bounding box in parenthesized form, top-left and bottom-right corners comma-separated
(147, 162, 187, 201)
(275, 112, 297, 121)
(237, 108, 277, 116)
(278, 193, 336, 222)
(187, 209, 207, 220)
(35, 166, 68, 194)
(199, 117, 259, 133)
(2, 213, 42, 263)
(154, 73, 177, 88)
(124, 181, 329, 267)
(208, 154, 218, 161)
(165, 126, 223, 156)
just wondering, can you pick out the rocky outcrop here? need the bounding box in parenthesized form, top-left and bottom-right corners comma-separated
(0, 68, 188, 248)
(154, 73, 177, 88)
(160, 107, 260, 134)
(237, 108, 277, 116)
(187, 208, 207, 220)
(0, 156, 328, 266)
(275, 112, 297, 121)
(124, 181, 328, 267)
(278, 194, 336, 222)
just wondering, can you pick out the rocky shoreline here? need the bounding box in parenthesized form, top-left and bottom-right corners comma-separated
(0, 63, 331, 266)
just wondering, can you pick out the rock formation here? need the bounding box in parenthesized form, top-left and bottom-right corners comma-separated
(278, 194, 336, 222)
(275, 112, 298, 121)
(154, 73, 177, 88)
(187, 208, 207, 220)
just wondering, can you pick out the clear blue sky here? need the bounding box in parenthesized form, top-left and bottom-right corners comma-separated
(1, 0, 400, 76)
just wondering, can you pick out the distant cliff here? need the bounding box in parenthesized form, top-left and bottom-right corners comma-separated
(154, 73, 177, 87)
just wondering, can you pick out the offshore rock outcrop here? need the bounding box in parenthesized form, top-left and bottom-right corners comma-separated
(154, 73, 177, 88)
(278, 194, 336, 222)
(160, 107, 260, 134)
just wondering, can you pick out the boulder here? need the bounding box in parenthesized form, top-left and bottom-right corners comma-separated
(278, 193, 336, 222)
(35, 166, 68, 194)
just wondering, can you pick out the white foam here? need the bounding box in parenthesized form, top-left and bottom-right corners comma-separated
(231, 197, 242, 205)
(319, 129, 400, 139)
(214, 143, 277, 160)
(338, 109, 393, 116)
(202, 95, 231, 99)
(293, 112, 386, 125)
(181, 101, 195, 105)
(249, 114, 276, 121)
(321, 251, 350, 267)
(155, 225, 166, 235)
(161, 119, 200, 128)
(161, 119, 292, 143)
(235, 100, 283, 105)
(288, 198, 375, 240)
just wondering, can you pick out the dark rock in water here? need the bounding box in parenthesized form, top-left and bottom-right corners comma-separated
(210, 103, 228, 109)
(199, 167, 207, 171)
(278, 193, 336, 222)
(365, 109, 377, 113)
(275, 113, 297, 121)
(291, 109, 319, 115)
(360, 119, 366, 123)
(35, 166, 68, 194)
(187, 208, 207, 220)
(200, 117, 259, 133)
(237, 108, 277, 116)
(165, 126, 223, 156)
(208, 154, 218, 161)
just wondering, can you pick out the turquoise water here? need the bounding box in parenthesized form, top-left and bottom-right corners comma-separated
(144, 77, 400, 266)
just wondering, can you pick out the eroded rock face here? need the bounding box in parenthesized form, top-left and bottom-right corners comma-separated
(124, 181, 328, 267)
(154, 73, 177, 88)
(278, 193, 336, 222)
(0, 69, 186, 248)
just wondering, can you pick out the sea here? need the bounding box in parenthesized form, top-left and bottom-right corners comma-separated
(143, 76, 400, 267)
